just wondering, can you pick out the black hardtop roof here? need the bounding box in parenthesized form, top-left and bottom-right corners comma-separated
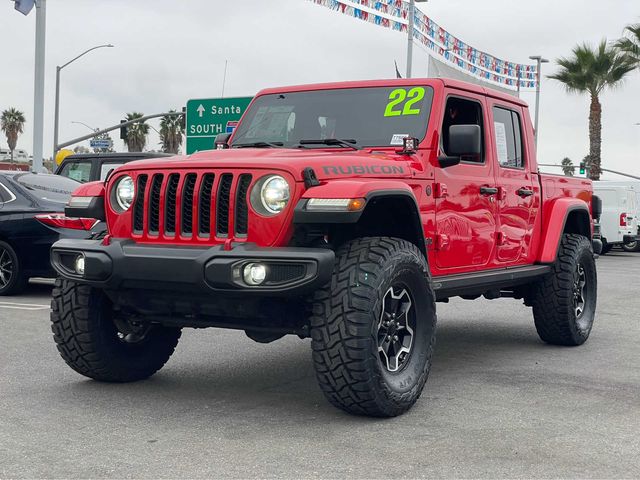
(64, 152, 173, 161)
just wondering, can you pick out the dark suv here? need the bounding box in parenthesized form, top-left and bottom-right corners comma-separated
(55, 152, 173, 183)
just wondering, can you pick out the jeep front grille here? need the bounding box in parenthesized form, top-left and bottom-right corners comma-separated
(131, 172, 252, 239)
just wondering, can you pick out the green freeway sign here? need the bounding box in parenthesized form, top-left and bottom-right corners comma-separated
(185, 96, 253, 154)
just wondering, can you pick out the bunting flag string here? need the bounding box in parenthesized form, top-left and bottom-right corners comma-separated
(307, 0, 538, 89)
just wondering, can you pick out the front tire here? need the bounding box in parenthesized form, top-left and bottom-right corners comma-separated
(51, 278, 181, 382)
(309, 237, 437, 417)
(530, 234, 597, 346)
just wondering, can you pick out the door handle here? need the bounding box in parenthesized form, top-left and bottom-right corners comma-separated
(480, 186, 498, 196)
(517, 188, 534, 197)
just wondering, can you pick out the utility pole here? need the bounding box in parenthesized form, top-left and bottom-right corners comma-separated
(529, 55, 549, 149)
(32, 0, 46, 172)
(406, 0, 427, 78)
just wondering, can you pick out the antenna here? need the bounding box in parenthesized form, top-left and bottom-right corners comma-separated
(221, 60, 228, 99)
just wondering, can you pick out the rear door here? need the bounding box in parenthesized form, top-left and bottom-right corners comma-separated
(489, 103, 535, 264)
(434, 92, 498, 272)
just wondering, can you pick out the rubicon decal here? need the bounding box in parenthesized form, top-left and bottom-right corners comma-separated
(322, 165, 405, 175)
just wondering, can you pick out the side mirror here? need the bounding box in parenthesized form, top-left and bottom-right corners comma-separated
(214, 133, 232, 150)
(449, 125, 481, 156)
(438, 124, 482, 169)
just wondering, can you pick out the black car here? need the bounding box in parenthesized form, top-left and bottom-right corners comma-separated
(0, 171, 97, 295)
(55, 152, 173, 183)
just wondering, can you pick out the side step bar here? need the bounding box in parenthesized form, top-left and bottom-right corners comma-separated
(432, 265, 551, 301)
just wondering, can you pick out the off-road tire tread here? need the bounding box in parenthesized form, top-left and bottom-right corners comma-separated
(309, 237, 436, 417)
(531, 234, 595, 346)
(51, 278, 181, 382)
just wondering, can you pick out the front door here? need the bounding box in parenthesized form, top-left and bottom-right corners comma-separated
(434, 94, 498, 272)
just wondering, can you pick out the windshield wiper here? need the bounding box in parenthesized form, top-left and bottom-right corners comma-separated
(298, 138, 360, 151)
(233, 141, 284, 148)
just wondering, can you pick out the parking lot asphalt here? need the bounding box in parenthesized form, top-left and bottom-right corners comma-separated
(1, 252, 639, 479)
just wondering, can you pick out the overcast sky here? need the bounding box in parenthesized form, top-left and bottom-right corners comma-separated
(0, 0, 638, 178)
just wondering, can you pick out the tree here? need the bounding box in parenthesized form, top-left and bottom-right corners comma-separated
(0, 108, 26, 163)
(73, 145, 91, 154)
(548, 40, 635, 180)
(159, 110, 185, 154)
(561, 157, 575, 176)
(124, 112, 149, 152)
(616, 24, 640, 68)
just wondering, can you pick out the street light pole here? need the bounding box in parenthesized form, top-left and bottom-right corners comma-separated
(32, 0, 46, 173)
(529, 55, 549, 149)
(53, 44, 114, 157)
(406, 0, 427, 78)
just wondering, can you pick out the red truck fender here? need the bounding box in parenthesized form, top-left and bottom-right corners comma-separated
(537, 197, 592, 264)
(295, 180, 427, 255)
(65, 181, 106, 221)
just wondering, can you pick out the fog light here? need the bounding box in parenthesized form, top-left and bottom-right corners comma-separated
(243, 263, 267, 286)
(74, 255, 85, 276)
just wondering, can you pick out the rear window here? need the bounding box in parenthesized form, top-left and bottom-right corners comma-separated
(59, 161, 92, 183)
(15, 174, 79, 203)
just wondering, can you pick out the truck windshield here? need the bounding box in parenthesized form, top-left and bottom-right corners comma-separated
(231, 86, 434, 149)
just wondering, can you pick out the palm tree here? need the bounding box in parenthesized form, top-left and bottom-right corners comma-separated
(124, 112, 149, 152)
(561, 157, 575, 176)
(616, 24, 640, 67)
(549, 40, 635, 180)
(159, 110, 185, 154)
(0, 108, 26, 163)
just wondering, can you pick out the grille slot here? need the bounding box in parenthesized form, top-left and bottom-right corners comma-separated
(164, 174, 180, 235)
(148, 174, 164, 234)
(198, 174, 215, 237)
(216, 174, 233, 236)
(133, 175, 148, 233)
(235, 174, 252, 236)
(181, 174, 197, 236)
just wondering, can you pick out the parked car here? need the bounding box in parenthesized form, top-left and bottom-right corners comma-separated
(0, 171, 101, 295)
(51, 78, 598, 417)
(55, 152, 173, 184)
(593, 182, 639, 254)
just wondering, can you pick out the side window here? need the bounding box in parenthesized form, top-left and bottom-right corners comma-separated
(0, 183, 10, 203)
(493, 106, 524, 169)
(59, 161, 92, 183)
(100, 162, 124, 181)
(441, 97, 484, 163)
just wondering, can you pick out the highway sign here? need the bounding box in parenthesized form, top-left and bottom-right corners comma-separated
(89, 138, 113, 149)
(186, 96, 253, 154)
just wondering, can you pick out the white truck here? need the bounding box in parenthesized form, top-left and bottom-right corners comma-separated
(593, 181, 640, 254)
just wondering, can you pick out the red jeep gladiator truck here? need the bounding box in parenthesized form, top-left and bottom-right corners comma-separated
(50, 78, 599, 417)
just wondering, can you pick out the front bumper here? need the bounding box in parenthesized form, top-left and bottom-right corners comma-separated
(51, 238, 335, 295)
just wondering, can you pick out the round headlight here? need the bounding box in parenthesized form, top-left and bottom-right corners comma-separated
(114, 175, 135, 211)
(250, 175, 290, 216)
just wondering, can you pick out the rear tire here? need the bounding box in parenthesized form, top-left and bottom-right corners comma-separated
(51, 278, 181, 382)
(600, 241, 613, 255)
(309, 237, 437, 417)
(622, 241, 640, 253)
(530, 234, 597, 346)
(0, 240, 28, 296)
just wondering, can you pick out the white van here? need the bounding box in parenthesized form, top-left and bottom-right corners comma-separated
(593, 182, 640, 254)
